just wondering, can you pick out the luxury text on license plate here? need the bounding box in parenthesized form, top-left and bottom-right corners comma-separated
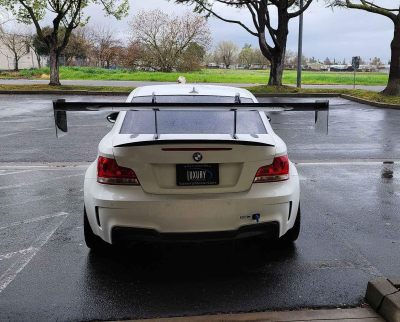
(176, 164, 219, 186)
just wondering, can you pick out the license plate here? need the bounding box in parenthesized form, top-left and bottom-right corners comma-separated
(176, 164, 219, 186)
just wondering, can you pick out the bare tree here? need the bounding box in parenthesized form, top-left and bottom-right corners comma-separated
(212, 47, 223, 66)
(26, 27, 44, 68)
(0, 8, 13, 26)
(64, 26, 92, 65)
(90, 24, 122, 68)
(202, 50, 214, 66)
(0, 0, 129, 85)
(254, 48, 269, 69)
(292, 53, 308, 68)
(119, 40, 143, 70)
(239, 43, 257, 69)
(329, 0, 400, 95)
(171, 0, 314, 85)
(0, 23, 29, 70)
(177, 42, 206, 72)
(128, 9, 212, 72)
(324, 57, 331, 65)
(216, 40, 238, 69)
(284, 49, 296, 68)
(371, 56, 383, 69)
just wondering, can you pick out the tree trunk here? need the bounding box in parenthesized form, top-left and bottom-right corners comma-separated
(258, 2, 289, 86)
(49, 49, 61, 86)
(14, 54, 18, 71)
(268, 50, 285, 86)
(382, 22, 400, 96)
(37, 55, 41, 69)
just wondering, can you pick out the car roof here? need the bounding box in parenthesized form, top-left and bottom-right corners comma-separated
(131, 84, 253, 99)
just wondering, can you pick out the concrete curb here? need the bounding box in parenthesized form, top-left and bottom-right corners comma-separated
(252, 93, 341, 98)
(113, 308, 382, 322)
(341, 94, 400, 110)
(0, 90, 129, 96)
(366, 278, 400, 322)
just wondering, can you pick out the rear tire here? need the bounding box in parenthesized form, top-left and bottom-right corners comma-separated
(84, 206, 109, 251)
(281, 204, 301, 243)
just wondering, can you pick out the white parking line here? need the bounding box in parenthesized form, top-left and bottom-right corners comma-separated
(0, 173, 84, 190)
(0, 248, 32, 261)
(0, 170, 34, 176)
(0, 213, 68, 293)
(296, 161, 399, 166)
(0, 212, 68, 230)
(0, 192, 75, 209)
(0, 133, 19, 138)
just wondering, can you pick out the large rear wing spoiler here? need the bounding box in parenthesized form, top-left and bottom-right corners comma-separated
(53, 99, 329, 138)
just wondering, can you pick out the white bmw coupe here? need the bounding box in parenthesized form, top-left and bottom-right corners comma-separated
(53, 85, 329, 250)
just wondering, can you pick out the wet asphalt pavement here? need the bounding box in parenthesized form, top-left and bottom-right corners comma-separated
(0, 94, 399, 322)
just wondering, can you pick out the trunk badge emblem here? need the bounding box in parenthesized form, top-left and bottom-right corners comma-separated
(193, 152, 202, 162)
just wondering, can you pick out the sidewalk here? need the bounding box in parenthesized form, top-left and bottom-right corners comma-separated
(119, 308, 384, 322)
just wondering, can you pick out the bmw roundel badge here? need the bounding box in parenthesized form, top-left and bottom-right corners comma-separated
(193, 152, 203, 162)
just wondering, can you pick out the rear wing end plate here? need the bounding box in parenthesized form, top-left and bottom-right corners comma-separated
(53, 100, 329, 138)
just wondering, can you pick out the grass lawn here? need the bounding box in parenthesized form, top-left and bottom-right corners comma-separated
(246, 85, 400, 105)
(0, 84, 134, 92)
(0, 84, 399, 105)
(0, 66, 389, 86)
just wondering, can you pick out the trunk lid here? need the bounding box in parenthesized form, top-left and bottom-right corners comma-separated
(112, 134, 276, 195)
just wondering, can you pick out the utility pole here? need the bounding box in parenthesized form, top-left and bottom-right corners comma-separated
(297, 0, 304, 88)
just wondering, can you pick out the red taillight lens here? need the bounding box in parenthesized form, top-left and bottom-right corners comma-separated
(253, 155, 290, 183)
(97, 156, 140, 185)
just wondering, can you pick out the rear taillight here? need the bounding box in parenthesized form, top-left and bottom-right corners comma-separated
(253, 155, 290, 183)
(97, 156, 140, 185)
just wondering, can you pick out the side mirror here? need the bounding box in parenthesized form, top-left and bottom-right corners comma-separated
(107, 112, 119, 123)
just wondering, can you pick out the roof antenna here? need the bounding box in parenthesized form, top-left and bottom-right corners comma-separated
(152, 92, 156, 104)
(189, 86, 199, 94)
(235, 92, 241, 104)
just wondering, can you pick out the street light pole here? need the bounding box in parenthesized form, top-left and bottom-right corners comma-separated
(297, 0, 304, 88)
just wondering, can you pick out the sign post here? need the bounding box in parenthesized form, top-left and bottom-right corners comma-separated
(352, 56, 360, 89)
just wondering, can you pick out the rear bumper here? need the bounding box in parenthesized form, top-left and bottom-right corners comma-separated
(112, 222, 279, 244)
(84, 163, 300, 244)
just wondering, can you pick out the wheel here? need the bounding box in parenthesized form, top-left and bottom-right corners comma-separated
(281, 204, 301, 243)
(84, 206, 109, 251)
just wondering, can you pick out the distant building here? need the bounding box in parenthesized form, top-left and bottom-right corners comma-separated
(358, 65, 378, 72)
(378, 65, 390, 74)
(329, 65, 354, 72)
(0, 41, 39, 70)
(206, 62, 219, 69)
(306, 62, 323, 70)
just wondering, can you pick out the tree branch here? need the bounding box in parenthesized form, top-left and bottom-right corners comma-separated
(344, 0, 397, 21)
(194, 0, 259, 36)
(17, 1, 48, 46)
(59, 0, 83, 52)
(246, 2, 260, 32)
(363, 0, 399, 12)
(288, 0, 314, 18)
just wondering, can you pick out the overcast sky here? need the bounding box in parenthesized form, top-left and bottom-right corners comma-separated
(73, 1, 396, 63)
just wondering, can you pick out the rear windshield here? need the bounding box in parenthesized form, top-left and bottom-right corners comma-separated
(131, 95, 254, 103)
(120, 110, 267, 135)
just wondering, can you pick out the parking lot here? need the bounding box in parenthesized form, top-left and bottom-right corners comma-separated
(0, 94, 399, 322)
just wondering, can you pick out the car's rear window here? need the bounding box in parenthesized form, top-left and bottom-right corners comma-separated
(120, 110, 267, 135)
